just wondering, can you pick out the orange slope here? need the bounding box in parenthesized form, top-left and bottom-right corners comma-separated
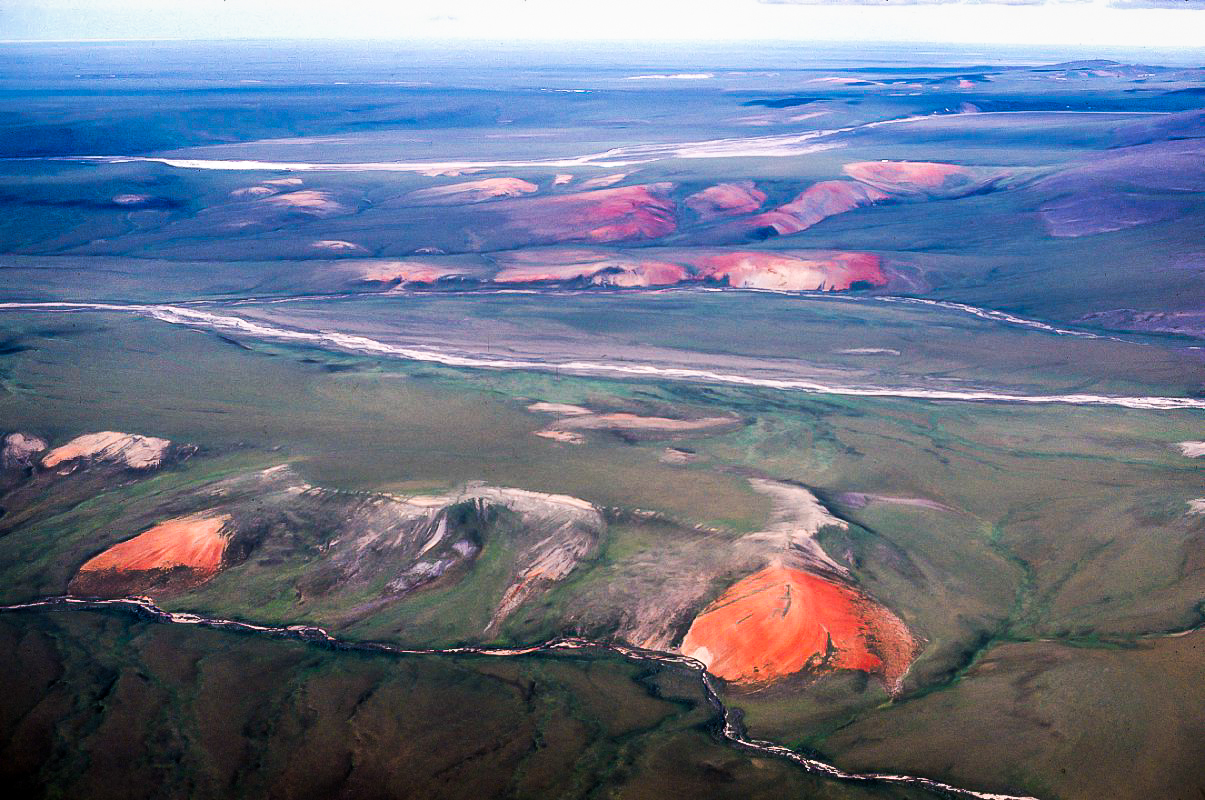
(79, 513, 230, 575)
(680, 565, 915, 688)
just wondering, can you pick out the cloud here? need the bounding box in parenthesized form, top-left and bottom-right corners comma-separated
(760, 0, 1060, 5)
(4, 0, 1202, 46)
(759, 0, 1199, 5)
(1108, 0, 1205, 7)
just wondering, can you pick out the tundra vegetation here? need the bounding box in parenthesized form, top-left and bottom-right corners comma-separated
(0, 40, 1203, 800)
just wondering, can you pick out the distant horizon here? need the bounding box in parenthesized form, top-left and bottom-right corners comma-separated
(4, 38, 1204, 76)
(3, 0, 1205, 49)
(1, 36, 1203, 48)
(1, 37, 1203, 58)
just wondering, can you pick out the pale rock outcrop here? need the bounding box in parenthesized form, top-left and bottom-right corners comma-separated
(406, 178, 539, 204)
(2, 432, 47, 470)
(1177, 441, 1205, 458)
(42, 432, 171, 470)
(739, 478, 849, 575)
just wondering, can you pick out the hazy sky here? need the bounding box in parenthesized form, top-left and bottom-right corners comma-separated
(2, 0, 1204, 47)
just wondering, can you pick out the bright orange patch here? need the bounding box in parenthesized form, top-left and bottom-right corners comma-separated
(693, 251, 886, 291)
(748, 180, 888, 235)
(357, 262, 467, 284)
(680, 565, 915, 688)
(685, 181, 767, 219)
(494, 258, 689, 287)
(507, 184, 678, 243)
(842, 160, 972, 194)
(79, 513, 230, 575)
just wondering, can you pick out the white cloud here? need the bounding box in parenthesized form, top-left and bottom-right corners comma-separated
(1109, 0, 1205, 6)
(1, 0, 1203, 46)
(762, 1, 1058, 5)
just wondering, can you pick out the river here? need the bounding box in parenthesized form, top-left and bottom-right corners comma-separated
(1, 595, 1039, 800)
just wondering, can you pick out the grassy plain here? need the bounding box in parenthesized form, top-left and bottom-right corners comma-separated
(2, 43, 1204, 799)
(0, 608, 935, 800)
(1, 307, 1201, 799)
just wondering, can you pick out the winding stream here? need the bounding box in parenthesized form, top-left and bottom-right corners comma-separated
(1, 594, 1037, 800)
